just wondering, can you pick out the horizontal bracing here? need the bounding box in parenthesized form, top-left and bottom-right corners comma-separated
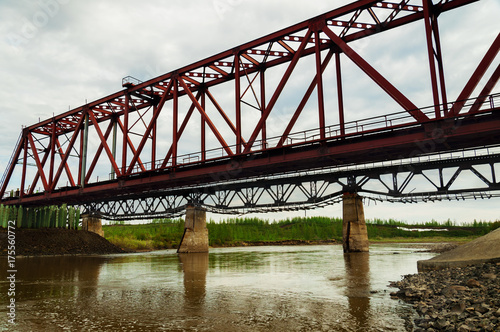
(77, 148, 500, 219)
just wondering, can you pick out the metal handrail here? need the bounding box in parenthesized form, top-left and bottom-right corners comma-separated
(116, 93, 500, 177)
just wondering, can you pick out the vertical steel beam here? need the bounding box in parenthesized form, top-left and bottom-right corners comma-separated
(80, 111, 89, 187)
(122, 93, 129, 174)
(314, 29, 326, 139)
(151, 108, 156, 170)
(201, 89, 206, 161)
(235, 52, 242, 154)
(432, 18, 448, 115)
(20, 136, 28, 197)
(260, 69, 267, 149)
(111, 119, 117, 178)
(336, 52, 346, 136)
(423, 0, 441, 118)
(172, 78, 179, 167)
(49, 120, 57, 188)
(423, 0, 447, 118)
(78, 119, 83, 186)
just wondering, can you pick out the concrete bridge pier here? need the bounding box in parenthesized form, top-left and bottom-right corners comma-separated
(177, 205, 209, 253)
(342, 193, 369, 253)
(81, 213, 104, 237)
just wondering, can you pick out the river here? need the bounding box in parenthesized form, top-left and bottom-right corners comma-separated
(1, 244, 436, 331)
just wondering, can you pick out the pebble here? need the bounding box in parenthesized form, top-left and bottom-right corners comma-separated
(390, 262, 500, 331)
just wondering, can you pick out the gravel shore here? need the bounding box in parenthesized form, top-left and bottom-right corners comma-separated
(390, 262, 500, 331)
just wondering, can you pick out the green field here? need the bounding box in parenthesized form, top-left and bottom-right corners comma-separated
(102, 217, 500, 251)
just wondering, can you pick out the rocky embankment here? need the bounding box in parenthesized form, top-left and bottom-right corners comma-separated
(390, 262, 500, 331)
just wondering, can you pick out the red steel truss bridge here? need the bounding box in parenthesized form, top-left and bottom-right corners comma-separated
(1, 0, 499, 220)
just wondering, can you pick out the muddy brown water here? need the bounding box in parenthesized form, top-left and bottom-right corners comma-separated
(1, 244, 436, 331)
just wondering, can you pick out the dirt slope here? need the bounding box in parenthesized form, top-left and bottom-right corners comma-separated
(417, 227, 500, 271)
(0, 228, 127, 256)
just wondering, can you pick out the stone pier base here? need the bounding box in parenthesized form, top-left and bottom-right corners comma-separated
(342, 193, 369, 253)
(177, 205, 209, 253)
(81, 213, 104, 237)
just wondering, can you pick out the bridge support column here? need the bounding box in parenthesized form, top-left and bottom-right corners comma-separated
(177, 205, 209, 253)
(81, 213, 104, 237)
(342, 193, 369, 253)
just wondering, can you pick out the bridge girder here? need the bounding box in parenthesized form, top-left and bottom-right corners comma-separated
(77, 147, 500, 220)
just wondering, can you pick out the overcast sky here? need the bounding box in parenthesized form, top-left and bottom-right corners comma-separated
(1, 0, 499, 224)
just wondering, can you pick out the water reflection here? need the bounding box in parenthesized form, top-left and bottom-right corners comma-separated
(344, 252, 371, 330)
(0, 246, 435, 331)
(179, 253, 208, 311)
(13, 256, 107, 302)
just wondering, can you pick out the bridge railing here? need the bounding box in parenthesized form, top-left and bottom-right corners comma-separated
(264, 93, 500, 148)
(118, 93, 500, 177)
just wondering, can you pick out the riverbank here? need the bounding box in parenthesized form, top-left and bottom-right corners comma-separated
(0, 227, 466, 256)
(0, 228, 127, 256)
(390, 262, 500, 331)
(103, 217, 497, 252)
(1, 227, 468, 256)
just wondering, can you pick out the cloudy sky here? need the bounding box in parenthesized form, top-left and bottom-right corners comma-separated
(1, 0, 499, 224)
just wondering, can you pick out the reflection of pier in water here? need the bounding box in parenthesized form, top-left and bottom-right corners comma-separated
(179, 253, 209, 311)
(344, 252, 371, 329)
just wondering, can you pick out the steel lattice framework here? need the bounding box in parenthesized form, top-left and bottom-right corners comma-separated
(81, 146, 500, 220)
(1, 0, 499, 219)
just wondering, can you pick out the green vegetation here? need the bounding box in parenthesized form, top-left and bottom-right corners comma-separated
(207, 216, 341, 246)
(0, 204, 80, 229)
(102, 216, 500, 251)
(103, 218, 185, 251)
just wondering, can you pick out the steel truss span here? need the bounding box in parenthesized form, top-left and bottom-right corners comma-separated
(1, 0, 499, 218)
(80, 146, 500, 220)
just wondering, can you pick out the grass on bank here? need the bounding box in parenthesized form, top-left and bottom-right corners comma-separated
(102, 217, 500, 251)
